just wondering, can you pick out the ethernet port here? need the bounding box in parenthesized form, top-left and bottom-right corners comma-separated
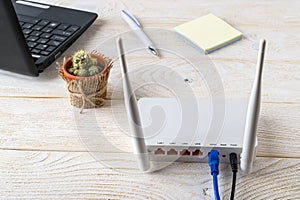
(167, 149, 178, 155)
(192, 149, 203, 156)
(180, 149, 190, 156)
(154, 148, 165, 155)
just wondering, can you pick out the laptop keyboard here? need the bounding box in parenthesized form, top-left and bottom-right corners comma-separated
(18, 15, 80, 59)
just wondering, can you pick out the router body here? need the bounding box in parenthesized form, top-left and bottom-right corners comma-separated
(117, 38, 266, 173)
(138, 98, 257, 163)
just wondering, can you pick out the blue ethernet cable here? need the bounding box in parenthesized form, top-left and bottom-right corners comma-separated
(208, 150, 220, 200)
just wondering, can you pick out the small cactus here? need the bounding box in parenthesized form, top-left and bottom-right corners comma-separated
(67, 50, 104, 77)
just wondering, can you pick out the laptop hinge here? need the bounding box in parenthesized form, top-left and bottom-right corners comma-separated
(16, 1, 50, 9)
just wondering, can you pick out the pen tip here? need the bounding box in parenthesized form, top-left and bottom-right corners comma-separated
(148, 47, 159, 57)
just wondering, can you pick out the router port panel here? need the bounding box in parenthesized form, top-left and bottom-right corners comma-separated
(148, 145, 242, 163)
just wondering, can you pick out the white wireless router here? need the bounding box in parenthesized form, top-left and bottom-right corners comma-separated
(117, 38, 266, 173)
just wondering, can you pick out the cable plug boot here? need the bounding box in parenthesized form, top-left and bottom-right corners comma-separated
(208, 150, 220, 200)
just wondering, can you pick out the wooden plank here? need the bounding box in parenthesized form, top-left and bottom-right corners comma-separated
(36, 0, 300, 62)
(0, 150, 299, 199)
(0, 54, 299, 103)
(107, 58, 300, 102)
(0, 0, 298, 102)
(0, 98, 299, 158)
(0, 0, 299, 199)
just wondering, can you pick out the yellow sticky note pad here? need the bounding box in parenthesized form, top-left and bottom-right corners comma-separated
(174, 13, 242, 54)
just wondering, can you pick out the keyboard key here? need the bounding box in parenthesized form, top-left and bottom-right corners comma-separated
(27, 36, 39, 42)
(23, 29, 32, 35)
(31, 49, 40, 54)
(51, 35, 67, 42)
(46, 46, 56, 52)
(31, 31, 42, 37)
(42, 27, 53, 33)
(18, 16, 40, 24)
(52, 30, 72, 37)
(28, 42, 38, 48)
(41, 33, 52, 39)
(32, 25, 43, 31)
(19, 22, 25, 26)
(57, 24, 70, 31)
(48, 22, 60, 28)
(36, 44, 48, 50)
(22, 23, 33, 29)
(37, 38, 49, 44)
(38, 20, 50, 26)
(40, 51, 50, 56)
(24, 34, 29, 39)
(47, 40, 61, 47)
(67, 26, 80, 32)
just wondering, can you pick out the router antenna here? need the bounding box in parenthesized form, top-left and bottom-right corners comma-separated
(240, 39, 266, 174)
(117, 38, 150, 171)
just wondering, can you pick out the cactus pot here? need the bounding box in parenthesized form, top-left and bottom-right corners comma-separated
(61, 53, 111, 111)
(62, 53, 108, 80)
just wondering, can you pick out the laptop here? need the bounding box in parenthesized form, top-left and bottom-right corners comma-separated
(0, 0, 98, 76)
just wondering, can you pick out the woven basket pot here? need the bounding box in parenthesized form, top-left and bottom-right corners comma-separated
(59, 52, 113, 113)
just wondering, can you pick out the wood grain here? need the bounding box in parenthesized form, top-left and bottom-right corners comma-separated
(1, 150, 300, 199)
(0, 0, 299, 199)
(0, 98, 299, 158)
(0, 0, 299, 102)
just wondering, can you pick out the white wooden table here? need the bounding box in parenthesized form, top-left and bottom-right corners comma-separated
(1, 0, 300, 199)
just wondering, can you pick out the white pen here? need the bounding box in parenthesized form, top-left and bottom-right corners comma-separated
(121, 10, 159, 57)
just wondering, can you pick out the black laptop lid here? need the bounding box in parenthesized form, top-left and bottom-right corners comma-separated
(0, 0, 38, 76)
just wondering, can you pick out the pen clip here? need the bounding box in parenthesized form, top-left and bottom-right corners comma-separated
(121, 10, 140, 27)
